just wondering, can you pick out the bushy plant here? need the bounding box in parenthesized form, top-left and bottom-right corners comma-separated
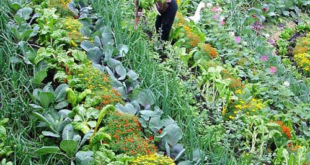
(47, 0, 72, 15)
(69, 63, 123, 108)
(223, 96, 264, 119)
(60, 17, 84, 44)
(293, 34, 310, 74)
(221, 69, 244, 90)
(104, 111, 157, 156)
(294, 53, 310, 74)
(132, 154, 175, 165)
(199, 43, 218, 59)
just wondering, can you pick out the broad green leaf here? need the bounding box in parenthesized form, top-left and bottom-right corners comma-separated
(248, 7, 262, 15)
(80, 130, 94, 146)
(29, 104, 43, 109)
(163, 124, 183, 146)
(282, 11, 290, 16)
(54, 100, 68, 110)
(76, 151, 94, 165)
(34, 146, 60, 155)
(86, 47, 102, 64)
(127, 70, 138, 80)
(72, 50, 87, 62)
(137, 89, 155, 108)
(16, 7, 33, 20)
(57, 118, 72, 133)
(43, 83, 54, 93)
(68, 3, 78, 16)
(0, 118, 9, 125)
(90, 132, 111, 146)
(116, 44, 128, 57)
(139, 110, 155, 120)
(81, 41, 94, 51)
(42, 131, 60, 138)
(115, 64, 126, 80)
(33, 70, 47, 85)
(39, 92, 55, 108)
(9, 57, 22, 64)
(101, 27, 114, 46)
(72, 122, 90, 134)
(21, 29, 33, 40)
(55, 84, 68, 102)
(0, 126, 6, 141)
(94, 36, 102, 47)
(10, 3, 21, 11)
(87, 121, 96, 128)
(62, 124, 75, 140)
(60, 140, 78, 157)
(116, 103, 137, 115)
(149, 117, 164, 131)
(33, 112, 55, 132)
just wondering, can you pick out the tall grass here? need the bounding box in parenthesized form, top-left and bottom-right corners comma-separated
(92, 0, 241, 164)
(0, 1, 69, 164)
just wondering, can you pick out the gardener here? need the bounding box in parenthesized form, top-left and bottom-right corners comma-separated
(134, 0, 178, 41)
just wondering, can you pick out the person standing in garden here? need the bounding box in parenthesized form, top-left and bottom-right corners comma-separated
(134, 0, 178, 41)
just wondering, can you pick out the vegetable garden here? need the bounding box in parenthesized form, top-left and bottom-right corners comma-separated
(0, 0, 310, 164)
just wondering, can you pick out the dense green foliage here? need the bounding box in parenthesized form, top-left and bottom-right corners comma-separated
(1, 0, 310, 164)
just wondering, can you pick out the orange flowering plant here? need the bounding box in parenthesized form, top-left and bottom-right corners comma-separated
(171, 13, 205, 50)
(104, 111, 157, 156)
(68, 62, 123, 109)
(47, 0, 73, 16)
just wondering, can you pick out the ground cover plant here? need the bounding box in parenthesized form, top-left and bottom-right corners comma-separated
(1, 0, 310, 164)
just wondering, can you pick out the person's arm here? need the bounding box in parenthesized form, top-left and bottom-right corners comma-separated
(134, 0, 142, 30)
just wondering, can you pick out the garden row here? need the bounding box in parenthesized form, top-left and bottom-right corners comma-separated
(0, 0, 197, 164)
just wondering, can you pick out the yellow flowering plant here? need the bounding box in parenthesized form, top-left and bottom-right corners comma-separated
(60, 17, 85, 45)
(132, 154, 175, 165)
(293, 34, 310, 74)
(294, 53, 310, 74)
(47, 0, 73, 16)
(223, 88, 265, 120)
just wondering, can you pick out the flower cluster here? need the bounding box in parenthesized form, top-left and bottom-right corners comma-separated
(175, 13, 185, 27)
(71, 63, 122, 108)
(221, 69, 244, 90)
(132, 154, 175, 165)
(105, 111, 157, 156)
(183, 26, 202, 48)
(48, 0, 71, 14)
(199, 43, 218, 58)
(60, 17, 84, 44)
(293, 35, 310, 74)
(293, 36, 310, 54)
(223, 98, 264, 119)
(274, 121, 291, 139)
(294, 53, 310, 73)
(287, 143, 300, 152)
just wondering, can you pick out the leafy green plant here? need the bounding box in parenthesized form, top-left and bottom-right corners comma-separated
(0, 118, 13, 159)
(277, 39, 289, 56)
(0, 159, 13, 165)
(93, 145, 134, 165)
(280, 28, 295, 40)
(7, 7, 39, 41)
(31, 83, 68, 110)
